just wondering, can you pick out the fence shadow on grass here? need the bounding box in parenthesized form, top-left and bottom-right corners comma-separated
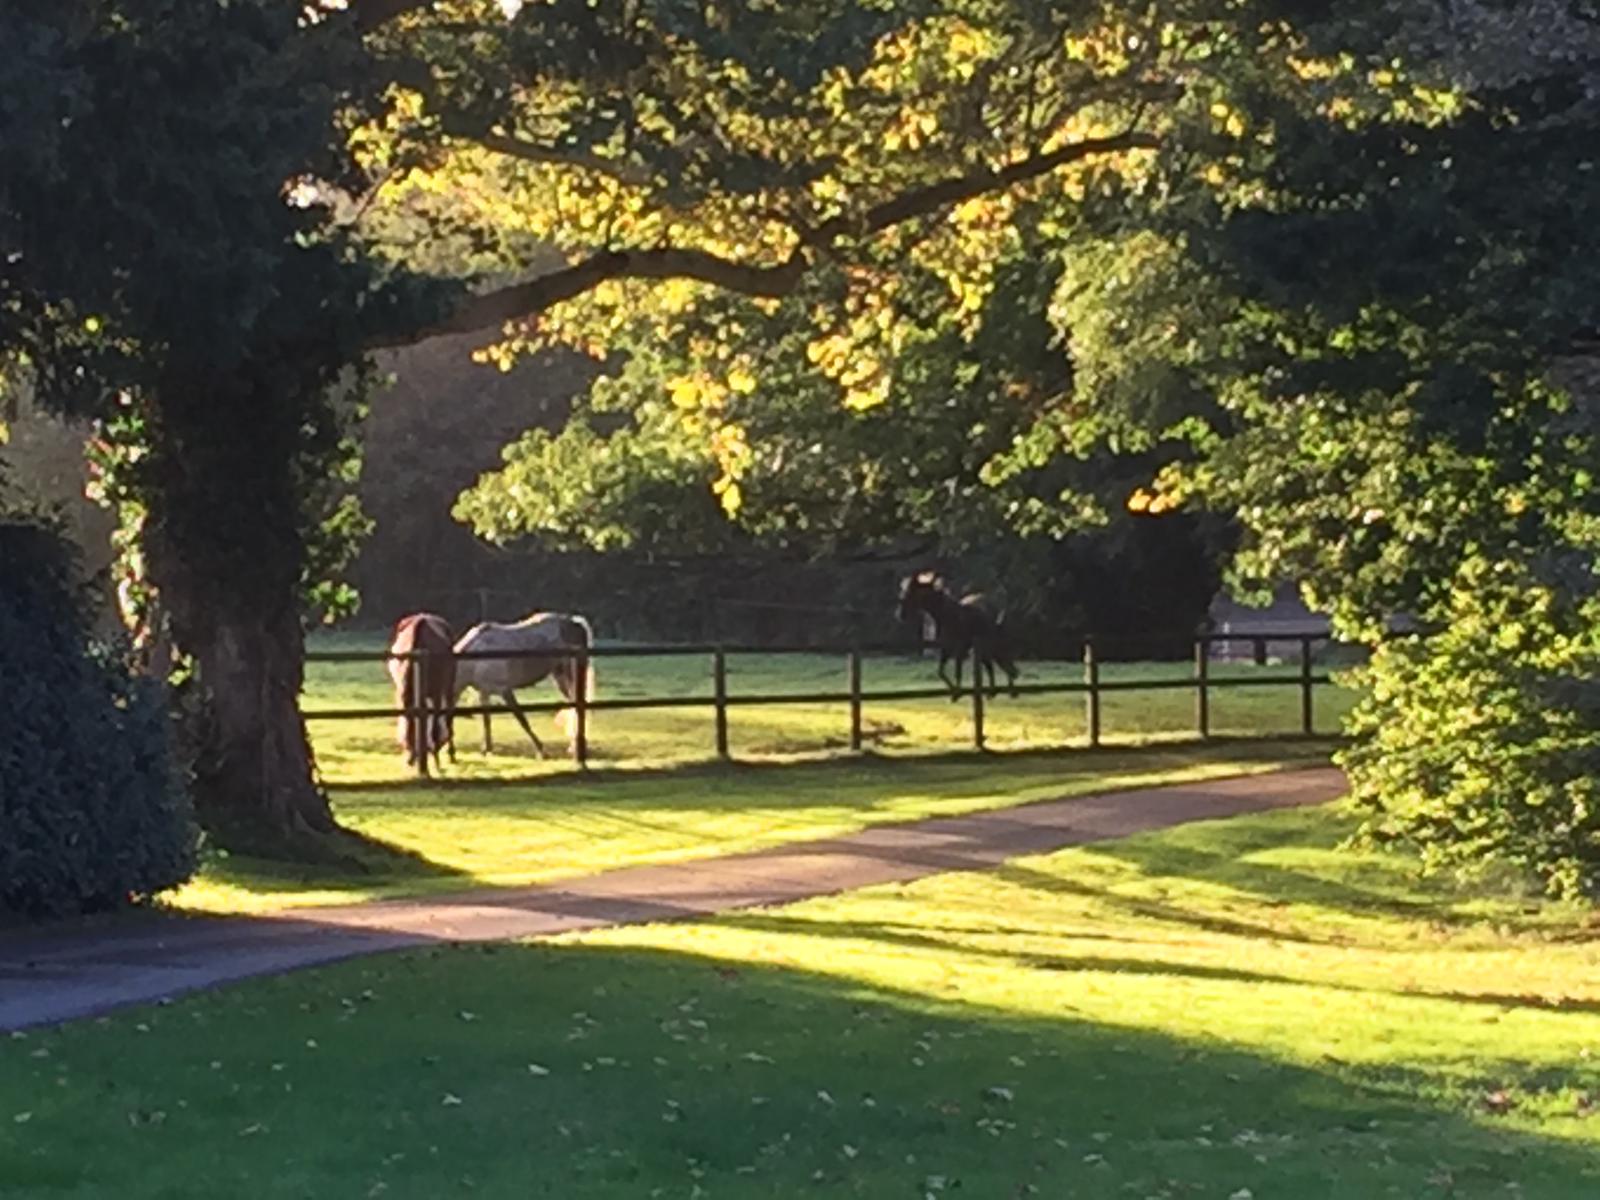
(324, 735, 1343, 797)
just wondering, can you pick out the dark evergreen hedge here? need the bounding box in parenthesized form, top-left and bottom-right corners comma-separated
(0, 519, 197, 918)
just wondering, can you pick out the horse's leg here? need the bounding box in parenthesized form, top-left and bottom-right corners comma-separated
(936, 647, 958, 698)
(502, 689, 547, 759)
(478, 687, 494, 754)
(949, 649, 965, 702)
(431, 703, 449, 773)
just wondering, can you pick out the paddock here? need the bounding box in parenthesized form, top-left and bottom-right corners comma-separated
(306, 630, 1355, 784)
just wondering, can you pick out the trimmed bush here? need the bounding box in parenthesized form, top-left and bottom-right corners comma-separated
(1342, 562, 1600, 900)
(0, 519, 197, 917)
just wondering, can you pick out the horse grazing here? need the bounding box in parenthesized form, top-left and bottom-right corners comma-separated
(387, 613, 457, 776)
(453, 612, 596, 758)
(896, 571, 1019, 700)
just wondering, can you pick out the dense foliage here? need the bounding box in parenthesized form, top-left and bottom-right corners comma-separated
(453, 239, 1231, 643)
(0, 518, 196, 917)
(1056, 4, 1600, 892)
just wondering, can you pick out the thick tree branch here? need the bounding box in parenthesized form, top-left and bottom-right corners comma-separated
(379, 129, 1158, 348)
(835, 129, 1159, 242)
(370, 248, 810, 347)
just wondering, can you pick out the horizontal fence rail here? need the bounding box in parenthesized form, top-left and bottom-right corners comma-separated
(308, 631, 1341, 777)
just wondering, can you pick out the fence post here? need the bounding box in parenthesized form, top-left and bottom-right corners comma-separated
(713, 647, 730, 759)
(848, 648, 863, 752)
(971, 647, 986, 751)
(1083, 637, 1101, 748)
(573, 646, 589, 769)
(1300, 635, 1314, 735)
(408, 654, 428, 778)
(1195, 636, 1210, 739)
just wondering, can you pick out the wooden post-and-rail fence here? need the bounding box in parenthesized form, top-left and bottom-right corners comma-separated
(308, 632, 1337, 776)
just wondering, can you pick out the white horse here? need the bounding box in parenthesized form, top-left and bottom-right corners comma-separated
(453, 612, 595, 758)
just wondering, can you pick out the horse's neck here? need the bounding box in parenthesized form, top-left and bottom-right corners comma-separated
(926, 589, 963, 621)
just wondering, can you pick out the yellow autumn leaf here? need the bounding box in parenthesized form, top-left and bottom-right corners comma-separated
(669, 376, 703, 407)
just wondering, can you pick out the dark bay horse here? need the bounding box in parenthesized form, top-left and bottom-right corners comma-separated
(453, 612, 595, 758)
(896, 571, 1019, 699)
(387, 612, 457, 776)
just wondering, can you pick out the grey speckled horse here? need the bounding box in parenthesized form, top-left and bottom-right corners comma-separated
(452, 612, 595, 757)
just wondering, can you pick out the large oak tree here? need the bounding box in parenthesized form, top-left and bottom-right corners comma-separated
(12, 0, 1563, 861)
(4, 0, 1237, 850)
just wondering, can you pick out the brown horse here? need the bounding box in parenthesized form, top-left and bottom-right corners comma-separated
(896, 571, 1019, 699)
(387, 612, 457, 776)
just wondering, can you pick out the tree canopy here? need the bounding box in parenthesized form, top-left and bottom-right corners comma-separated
(9, 0, 1600, 886)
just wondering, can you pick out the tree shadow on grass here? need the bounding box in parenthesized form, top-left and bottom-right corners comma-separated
(1070, 807, 1580, 938)
(8, 940, 1596, 1198)
(713, 909, 1600, 1018)
(190, 825, 477, 894)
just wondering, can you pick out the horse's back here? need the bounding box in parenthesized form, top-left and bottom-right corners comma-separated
(454, 612, 588, 692)
(956, 592, 1006, 628)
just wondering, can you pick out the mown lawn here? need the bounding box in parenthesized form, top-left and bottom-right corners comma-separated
(302, 632, 1356, 784)
(10, 803, 1600, 1198)
(169, 742, 1334, 912)
(164, 633, 1352, 914)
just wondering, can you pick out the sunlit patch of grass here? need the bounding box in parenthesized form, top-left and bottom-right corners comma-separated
(302, 632, 1355, 785)
(161, 632, 1349, 914)
(11, 804, 1600, 1198)
(168, 741, 1334, 913)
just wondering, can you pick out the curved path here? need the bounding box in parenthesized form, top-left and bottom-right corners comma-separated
(0, 767, 1345, 1031)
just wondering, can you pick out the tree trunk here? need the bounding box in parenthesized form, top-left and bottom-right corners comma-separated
(183, 602, 336, 847)
(142, 367, 339, 853)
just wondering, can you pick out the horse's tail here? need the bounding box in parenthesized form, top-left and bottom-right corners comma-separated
(554, 615, 596, 741)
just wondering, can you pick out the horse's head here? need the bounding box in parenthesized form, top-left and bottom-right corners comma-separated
(896, 570, 941, 623)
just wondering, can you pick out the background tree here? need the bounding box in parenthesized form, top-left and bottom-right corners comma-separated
(1054, 2, 1600, 893)
(454, 232, 1232, 647)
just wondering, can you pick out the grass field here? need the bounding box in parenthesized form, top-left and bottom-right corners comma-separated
(12, 803, 1600, 1198)
(302, 632, 1355, 784)
(162, 633, 1352, 914)
(170, 742, 1336, 912)
(156, 640, 1350, 908)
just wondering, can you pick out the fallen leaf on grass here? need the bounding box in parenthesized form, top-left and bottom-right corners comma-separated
(1482, 1089, 1515, 1115)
